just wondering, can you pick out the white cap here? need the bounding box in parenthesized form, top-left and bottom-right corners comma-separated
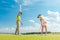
(20, 5, 22, 12)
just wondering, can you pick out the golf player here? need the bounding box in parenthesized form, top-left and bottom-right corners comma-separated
(15, 12, 22, 35)
(37, 14, 47, 35)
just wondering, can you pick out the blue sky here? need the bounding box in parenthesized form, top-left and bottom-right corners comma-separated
(0, 0, 19, 27)
(0, 0, 60, 33)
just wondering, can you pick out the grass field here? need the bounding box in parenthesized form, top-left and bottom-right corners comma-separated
(0, 34, 60, 40)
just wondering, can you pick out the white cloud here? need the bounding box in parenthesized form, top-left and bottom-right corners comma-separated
(22, 0, 41, 6)
(21, 23, 41, 33)
(29, 20, 35, 23)
(47, 10, 59, 16)
(43, 0, 60, 7)
(23, 0, 32, 6)
(0, 27, 15, 33)
(0, 23, 41, 33)
(47, 22, 60, 32)
(47, 10, 60, 22)
(44, 10, 60, 32)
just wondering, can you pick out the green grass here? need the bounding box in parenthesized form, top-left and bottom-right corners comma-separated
(0, 34, 60, 40)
